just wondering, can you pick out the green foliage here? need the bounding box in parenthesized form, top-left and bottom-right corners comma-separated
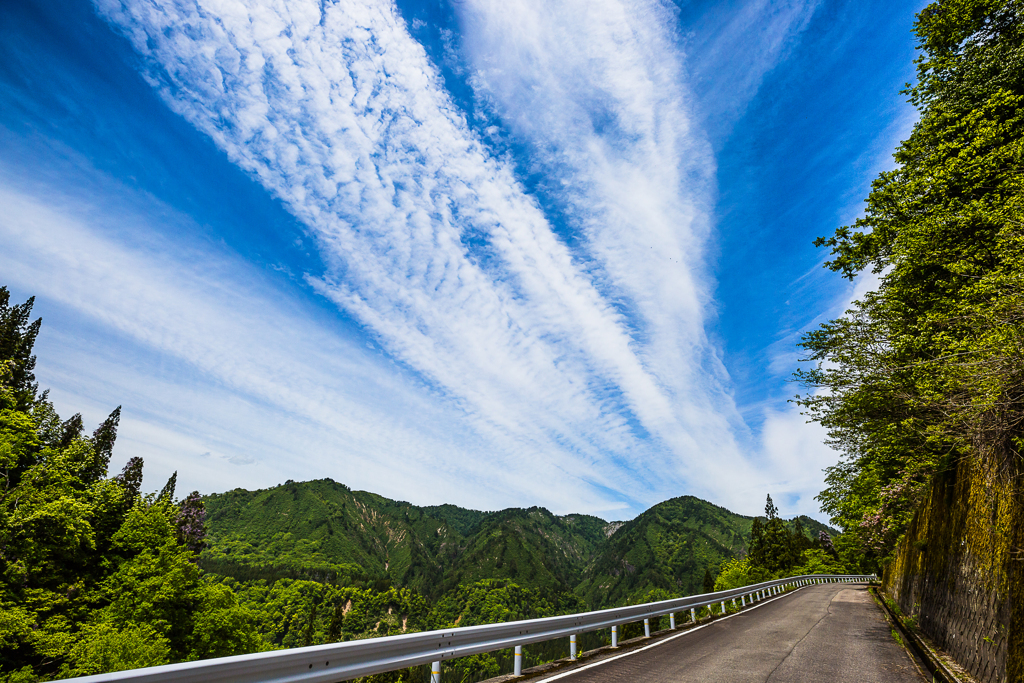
(223, 577, 429, 650)
(714, 558, 769, 591)
(62, 623, 171, 676)
(202, 482, 608, 600)
(798, 0, 1024, 566)
(0, 289, 40, 412)
(791, 549, 847, 576)
(429, 579, 559, 628)
(748, 495, 797, 573)
(0, 292, 260, 680)
(579, 496, 757, 606)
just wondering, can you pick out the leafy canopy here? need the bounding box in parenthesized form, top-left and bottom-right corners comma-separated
(798, 0, 1024, 563)
(0, 291, 260, 681)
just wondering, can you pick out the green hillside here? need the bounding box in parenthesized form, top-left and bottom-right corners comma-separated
(578, 496, 751, 605)
(201, 479, 466, 597)
(578, 499, 837, 606)
(202, 480, 836, 608)
(202, 480, 609, 600)
(435, 507, 608, 595)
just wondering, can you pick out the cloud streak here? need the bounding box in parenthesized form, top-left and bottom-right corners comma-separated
(0, 172, 626, 513)
(91, 0, 772, 510)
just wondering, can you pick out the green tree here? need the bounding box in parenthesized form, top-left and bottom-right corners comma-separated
(797, 0, 1024, 564)
(0, 288, 40, 412)
(747, 495, 795, 574)
(0, 291, 260, 680)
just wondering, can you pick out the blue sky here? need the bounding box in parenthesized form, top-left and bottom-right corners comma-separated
(0, 0, 924, 520)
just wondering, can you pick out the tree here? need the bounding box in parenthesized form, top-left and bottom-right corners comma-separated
(747, 517, 766, 567)
(0, 288, 40, 411)
(819, 531, 839, 561)
(0, 290, 260, 679)
(748, 495, 795, 574)
(702, 568, 715, 594)
(797, 0, 1024, 563)
(791, 518, 814, 555)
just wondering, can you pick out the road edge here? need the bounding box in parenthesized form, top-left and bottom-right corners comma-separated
(476, 583, 813, 683)
(870, 586, 964, 683)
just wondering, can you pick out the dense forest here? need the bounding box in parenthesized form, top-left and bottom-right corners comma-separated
(796, 0, 1023, 570)
(0, 288, 849, 682)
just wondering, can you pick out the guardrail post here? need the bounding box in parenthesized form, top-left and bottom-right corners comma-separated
(732, 597, 737, 609)
(690, 607, 696, 623)
(669, 612, 676, 629)
(720, 601, 725, 614)
(611, 625, 618, 647)
(570, 634, 577, 660)
(431, 660, 441, 683)
(514, 646, 522, 675)
(741, 594, 746, 607)
(644, 618, 650, 637)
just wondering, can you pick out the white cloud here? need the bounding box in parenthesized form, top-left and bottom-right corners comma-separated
(0, 176, 630, 514)
(682, 0, 822, 138)
(91, 0, 769, 511)
(43, 0, 893, 521)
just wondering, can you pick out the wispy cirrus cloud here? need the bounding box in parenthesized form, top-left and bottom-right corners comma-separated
(682, 0, 822, 141)
(92, 0, 770, 510)
(0, 168, 634, 514)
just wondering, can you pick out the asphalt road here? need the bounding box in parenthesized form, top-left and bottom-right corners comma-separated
(534, 584, 923, 683)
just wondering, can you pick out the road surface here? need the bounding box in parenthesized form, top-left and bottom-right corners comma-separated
(535, 583, 922, 683)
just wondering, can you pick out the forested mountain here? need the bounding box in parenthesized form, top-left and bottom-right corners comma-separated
(1, 286, 845, 682)
(201, 480, 836, 607)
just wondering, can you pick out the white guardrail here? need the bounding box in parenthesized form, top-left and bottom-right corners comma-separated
(68, 573, 875, 683)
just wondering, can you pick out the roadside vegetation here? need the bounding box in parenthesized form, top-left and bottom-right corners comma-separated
(796, 0, 1024, 568)
(0, 289, 261, 681)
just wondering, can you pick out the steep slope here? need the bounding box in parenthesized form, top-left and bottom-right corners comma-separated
(202, 481, 837, 606)
(201, 479, 465, 596)
(578, 495, 752, 606)
(201, 480, 608, 599)
(437, 508, 607, 595)
(578, 499, 839, 607)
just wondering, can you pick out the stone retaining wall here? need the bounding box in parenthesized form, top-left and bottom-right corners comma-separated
(882, 451, 1023, 683)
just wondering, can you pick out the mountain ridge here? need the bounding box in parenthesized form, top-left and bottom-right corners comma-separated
(201, 478, 836, 606)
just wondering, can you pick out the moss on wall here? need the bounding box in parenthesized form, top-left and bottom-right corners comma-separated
(883, 451, 1021, 683)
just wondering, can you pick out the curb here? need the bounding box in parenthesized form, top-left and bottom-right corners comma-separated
(870, 587, 962, 683)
